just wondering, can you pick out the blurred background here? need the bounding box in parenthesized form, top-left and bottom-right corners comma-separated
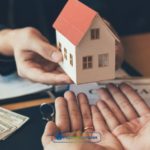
(0, 0, 150, 44)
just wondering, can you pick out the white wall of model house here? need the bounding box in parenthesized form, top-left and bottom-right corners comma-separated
(76, 15, 116, 84)
(56, 31, 77, 82)
(55, 15, 115, 84)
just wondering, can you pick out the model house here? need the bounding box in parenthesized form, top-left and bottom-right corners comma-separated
(53, 0, 120, 84)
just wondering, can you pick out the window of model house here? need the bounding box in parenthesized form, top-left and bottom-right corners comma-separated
(70, 54, 73, 66)
(58, 42, 62, 51)
(91, 28, 100, 40)
(64, 48, 67, 60)
(98, 54, 109, 67)
(83, 56, 93, 69)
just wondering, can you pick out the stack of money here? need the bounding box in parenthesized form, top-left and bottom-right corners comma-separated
(0, 107, 29, 140)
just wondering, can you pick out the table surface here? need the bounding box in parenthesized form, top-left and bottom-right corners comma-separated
(1, 97, 55, 110)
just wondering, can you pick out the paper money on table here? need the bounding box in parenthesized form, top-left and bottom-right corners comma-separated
(0, 107, 29, 140)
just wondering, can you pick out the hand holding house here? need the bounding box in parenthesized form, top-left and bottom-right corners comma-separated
(53, 0, 119, 84)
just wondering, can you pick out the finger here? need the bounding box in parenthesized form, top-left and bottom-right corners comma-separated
(42, 121, 58, 146)
(55, 97, 70, 132)
(31, 40, 63, 63)
(91, 105, 109, 135)
(97, 88, 127, 123)
(78, 93, 93, 132)
(64, 91, 83, 131)
(97, 101, 120, 131)
(56, 66, 66, 73)
(107, 84, 138, 120)
(120, 83, 150, 116)
(21, 67, 72, 85)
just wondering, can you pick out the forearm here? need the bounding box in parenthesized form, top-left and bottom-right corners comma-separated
(0, 29, 14, 56)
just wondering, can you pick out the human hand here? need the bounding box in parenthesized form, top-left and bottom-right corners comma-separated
(8, 27, 72, 84)
(97, 83, 150, 150)
(42, 92, 124, 150)
(42, 92, 92, 150)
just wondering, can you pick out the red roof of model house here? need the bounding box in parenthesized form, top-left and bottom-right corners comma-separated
(53, 0, 97, 46)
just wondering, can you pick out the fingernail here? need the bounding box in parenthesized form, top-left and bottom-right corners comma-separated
(50, 51, 62, 62)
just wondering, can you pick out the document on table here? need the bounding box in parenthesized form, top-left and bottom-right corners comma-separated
(0, 73, 53, 100)
(70, 78, 150, 106)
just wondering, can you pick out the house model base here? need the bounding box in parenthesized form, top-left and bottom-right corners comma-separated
(53, 0, 119, 84)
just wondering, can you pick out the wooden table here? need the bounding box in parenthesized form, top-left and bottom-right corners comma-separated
(1, 98, 55, 111)
(122, 33, 150, 76)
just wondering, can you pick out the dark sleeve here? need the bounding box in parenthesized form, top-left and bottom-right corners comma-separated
(0, 24, 6, 30)
(0, 25, 16, 75)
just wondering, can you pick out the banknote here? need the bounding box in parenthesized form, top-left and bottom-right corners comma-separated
(0, 119, 16, 140)
(0, 107, 29, 128)
(0, 107, 29, 140)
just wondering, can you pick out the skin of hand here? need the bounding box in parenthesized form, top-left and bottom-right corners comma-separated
(42, 91, 124, 150)
(97, 83, 150, 150)
(0, 27, 72, 84)
(0, 26, 123, 84)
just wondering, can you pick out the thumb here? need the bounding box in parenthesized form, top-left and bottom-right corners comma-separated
(33, 41, 63, 63)
(42, 121, 58, 146)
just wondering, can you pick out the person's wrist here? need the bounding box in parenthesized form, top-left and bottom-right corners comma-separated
(4, 28, 27, 54)
(8, 27, 39, 54)
(7, 29, 21, 54)
(0, 29, 15, 56)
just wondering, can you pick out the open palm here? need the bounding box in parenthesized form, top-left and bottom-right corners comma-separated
(113, 114, 150, 150)
(90, 105, 124, 150)
(42, 83, 150, 150)
(42, 92, 124, 150)
(97, 83, 150, 150)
